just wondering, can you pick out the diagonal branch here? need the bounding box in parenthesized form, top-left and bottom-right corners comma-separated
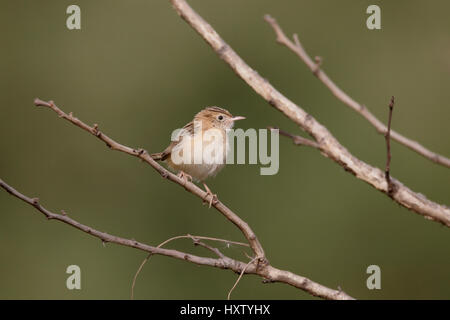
(0, 178, 240, 269)
(264, 14, 450, 169)
(0, 178, 354, 300)
(168, 0, 450, 227)
(33, 98, 265, 260)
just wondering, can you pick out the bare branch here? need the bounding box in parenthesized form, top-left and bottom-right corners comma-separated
(0, 178, 354, 300)
(264, 14, 450, 168)
(0, 178, 239, 269)
(168, 0, 450, 227)
(33, 98, 265, 259)
(385, 96, 395, 196)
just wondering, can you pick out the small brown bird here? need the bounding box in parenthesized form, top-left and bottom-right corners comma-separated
(151, 107, 245, 206)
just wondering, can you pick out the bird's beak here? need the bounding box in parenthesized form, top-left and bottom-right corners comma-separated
(231, 116, 246, 121)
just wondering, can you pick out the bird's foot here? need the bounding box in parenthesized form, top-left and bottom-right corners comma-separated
(177, 171, 193, 185)
(202, 182, 218, 208)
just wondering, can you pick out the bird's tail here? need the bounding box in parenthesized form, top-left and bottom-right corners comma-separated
(150, 152, 164, 161)
(151, 151, 171, 161)
(151, 144, 172, 161)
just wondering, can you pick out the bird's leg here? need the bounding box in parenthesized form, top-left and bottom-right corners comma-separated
(202, 182, 218, 208)
(177, 171, 193, 186)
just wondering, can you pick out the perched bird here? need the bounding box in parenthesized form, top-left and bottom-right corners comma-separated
(151, 107, 245, 206)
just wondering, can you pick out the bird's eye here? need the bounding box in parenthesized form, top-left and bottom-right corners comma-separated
(217, 115, 224, 121)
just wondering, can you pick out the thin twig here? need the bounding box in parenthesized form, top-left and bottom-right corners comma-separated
(264, 14, 450, 168)
(190, 236, 226, 258)
(268, 126, 320, 149)
(168, 0, 450, 226)
(227, 256, 258, 300)
(131, 254, 152, 300)
(187, 235, 250, 248)
(385, 96, 395, 196)
(131, 234, 232, 299)
(131, 235, 194, 300)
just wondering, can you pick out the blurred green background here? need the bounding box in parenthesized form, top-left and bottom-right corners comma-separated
(0, 0, 449, 299)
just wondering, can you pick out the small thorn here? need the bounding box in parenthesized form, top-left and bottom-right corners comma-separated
(61, 210, 67, 216)
(314, 56, 322, 65)
(292, 33, 300, 46)
(313, 56, 322, 75)
(389, 96, 395, 109)
(262, 278, 274, 284)
(31, 197, 39, 205)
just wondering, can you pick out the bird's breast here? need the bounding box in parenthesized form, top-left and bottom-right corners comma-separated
(166, 130, 228, 181)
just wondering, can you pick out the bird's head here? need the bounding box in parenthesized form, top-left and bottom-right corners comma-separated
(195, 106, 245, 130)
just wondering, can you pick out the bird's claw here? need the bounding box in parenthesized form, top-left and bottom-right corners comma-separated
(202, 183, 218, 208)
(203, 191, 218, 208)
(177, 171, 193, 185)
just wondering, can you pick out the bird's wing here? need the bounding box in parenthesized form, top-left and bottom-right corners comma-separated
(151, 121, 195, 161)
